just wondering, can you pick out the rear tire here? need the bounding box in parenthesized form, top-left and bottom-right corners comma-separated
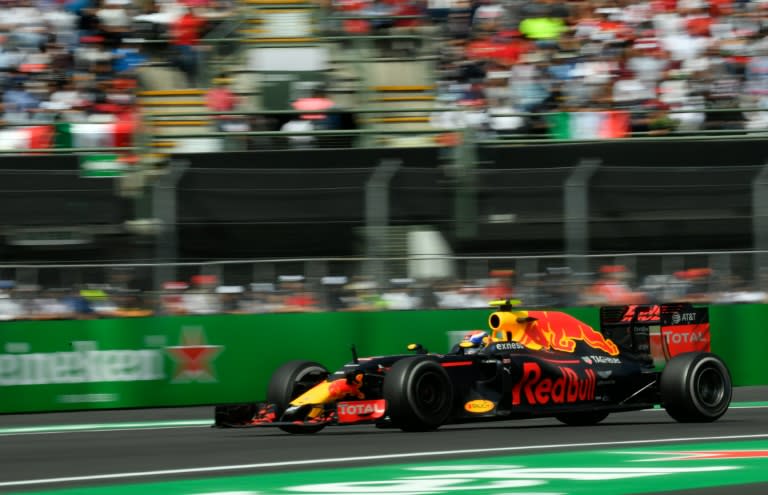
(555, 411, 609, 426)
(660, 352, 732, 423)
(267, 360, 329, 434)
(383, 356, 453, 432)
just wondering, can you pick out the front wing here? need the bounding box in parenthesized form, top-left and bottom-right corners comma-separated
(214, 399, 388, 429)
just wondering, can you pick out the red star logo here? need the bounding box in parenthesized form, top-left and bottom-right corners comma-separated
(166, 327, 222, 382)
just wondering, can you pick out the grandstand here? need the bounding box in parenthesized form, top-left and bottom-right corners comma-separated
(1, 0, 768, 311)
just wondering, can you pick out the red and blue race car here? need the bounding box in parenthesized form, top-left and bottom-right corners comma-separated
(214, 301, 731, 433)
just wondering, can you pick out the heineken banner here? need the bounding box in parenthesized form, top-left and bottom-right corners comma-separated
(0, 310, 492, 414)
(0, 306, 764, 414)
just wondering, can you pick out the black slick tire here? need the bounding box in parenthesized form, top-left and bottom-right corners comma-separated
(214, 404, 257, 426)
(267, 360, 329, 434)
(383, 356, 453, 432)
(660, 352, 732, 423)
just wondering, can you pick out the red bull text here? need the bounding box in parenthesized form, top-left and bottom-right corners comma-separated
(511, 362, 596, 406)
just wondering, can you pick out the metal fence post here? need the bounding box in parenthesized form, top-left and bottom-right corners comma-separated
(454, 127, 478, 239)
(365, 158, 401, 285)
(152, 159, 188, 292)
(752, 162, 768, 286)
(564, 159, 600, 274)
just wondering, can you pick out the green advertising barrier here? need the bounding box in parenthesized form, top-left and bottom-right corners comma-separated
(0, 305, 765, 414)
(709, 303, 768, 386)
(0, 310, 494, 414)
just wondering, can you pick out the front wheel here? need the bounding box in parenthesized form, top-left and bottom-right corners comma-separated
(555, 410, 609, 426)
(267, 360, 329, 434)
(383, 356, 454, 432)
(660, 352, 732, 423)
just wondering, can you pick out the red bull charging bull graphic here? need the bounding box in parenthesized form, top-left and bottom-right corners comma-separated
(327, 377, 364, 400)
(489, 309, 620, 356)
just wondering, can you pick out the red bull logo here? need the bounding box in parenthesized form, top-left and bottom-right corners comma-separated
(492, 310, 619, 356)
(327, 377, 364, 400)
(511, 362, 596, 406)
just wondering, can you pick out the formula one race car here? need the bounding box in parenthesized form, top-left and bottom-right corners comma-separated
(214, 301, 732, 433)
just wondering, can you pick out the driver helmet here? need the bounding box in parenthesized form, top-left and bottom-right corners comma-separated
(461, 330, 488, 354)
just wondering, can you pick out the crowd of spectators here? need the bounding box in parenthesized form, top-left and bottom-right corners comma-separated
(330, 0, 768, 137)
(4, 0, 767, 149)
(0, 0, 147, 150)
(0, 264, 765, 320)
(0, 0, 236, 150)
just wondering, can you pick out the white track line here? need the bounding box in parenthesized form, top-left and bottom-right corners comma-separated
(2, 433, 768, 488)
(0, 404, 765, 437)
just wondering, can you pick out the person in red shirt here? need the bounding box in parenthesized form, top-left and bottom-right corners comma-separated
(170, 7, 206, 86)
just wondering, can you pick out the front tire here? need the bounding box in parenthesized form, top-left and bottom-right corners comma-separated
(660, 352, 732, 423)
(214, 404, 257, 426)
(383, 356, 454, 432)
(555, 411, 609, 426)
(267, 360, 329, 434)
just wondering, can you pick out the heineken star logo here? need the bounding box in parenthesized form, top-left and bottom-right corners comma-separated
(166, 327, 222, 382)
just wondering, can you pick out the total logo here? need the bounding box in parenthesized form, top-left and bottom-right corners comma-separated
(337, 399, 386, 423)
(664, 331, 708, 344)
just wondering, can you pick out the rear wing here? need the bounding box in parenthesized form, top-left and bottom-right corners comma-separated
(599, 303, 710, 368)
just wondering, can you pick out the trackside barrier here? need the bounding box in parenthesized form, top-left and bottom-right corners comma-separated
(0, 305, 764, 414)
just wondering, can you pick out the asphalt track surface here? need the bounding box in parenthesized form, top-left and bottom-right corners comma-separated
(1, 386, 766, 494)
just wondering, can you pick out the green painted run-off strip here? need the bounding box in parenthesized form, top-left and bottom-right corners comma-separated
(6, 438, 768, 495)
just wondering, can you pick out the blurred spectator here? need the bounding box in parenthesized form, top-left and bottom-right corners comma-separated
(170, 6, 206, 86)
(585, 265, 649, 305)
(291, 86, 338, 129)
(206, 73, 250, 148)
(160, 281, 190, 314)
(672, 267, 716, 302)
(184, 274, 220, 314)
(381, 278, 422, 309)
(216, 285, 245, 313)
(278, 275, 321, 312)
(341, 277, 389, 310)
(62, 287, 97, 319)
(283, 86, 338, 147)
(484, 269, 515, 300)
(0, 280, 24, 320)
(433, 279, 487, 308)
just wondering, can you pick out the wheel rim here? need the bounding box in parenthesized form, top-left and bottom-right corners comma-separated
(292, 367, 326, 398)
(413, 371, 446, 412)
(695, 366, 725, 408)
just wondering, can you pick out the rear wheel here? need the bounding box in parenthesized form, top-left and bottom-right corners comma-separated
(660, 352, 732, 423)
(555, 411, 609, 426)
(383, 357, 453, 432)
(267, 360, 329, 434)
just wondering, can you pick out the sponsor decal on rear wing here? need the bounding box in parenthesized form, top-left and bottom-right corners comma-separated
(599, 304, 710, 368)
